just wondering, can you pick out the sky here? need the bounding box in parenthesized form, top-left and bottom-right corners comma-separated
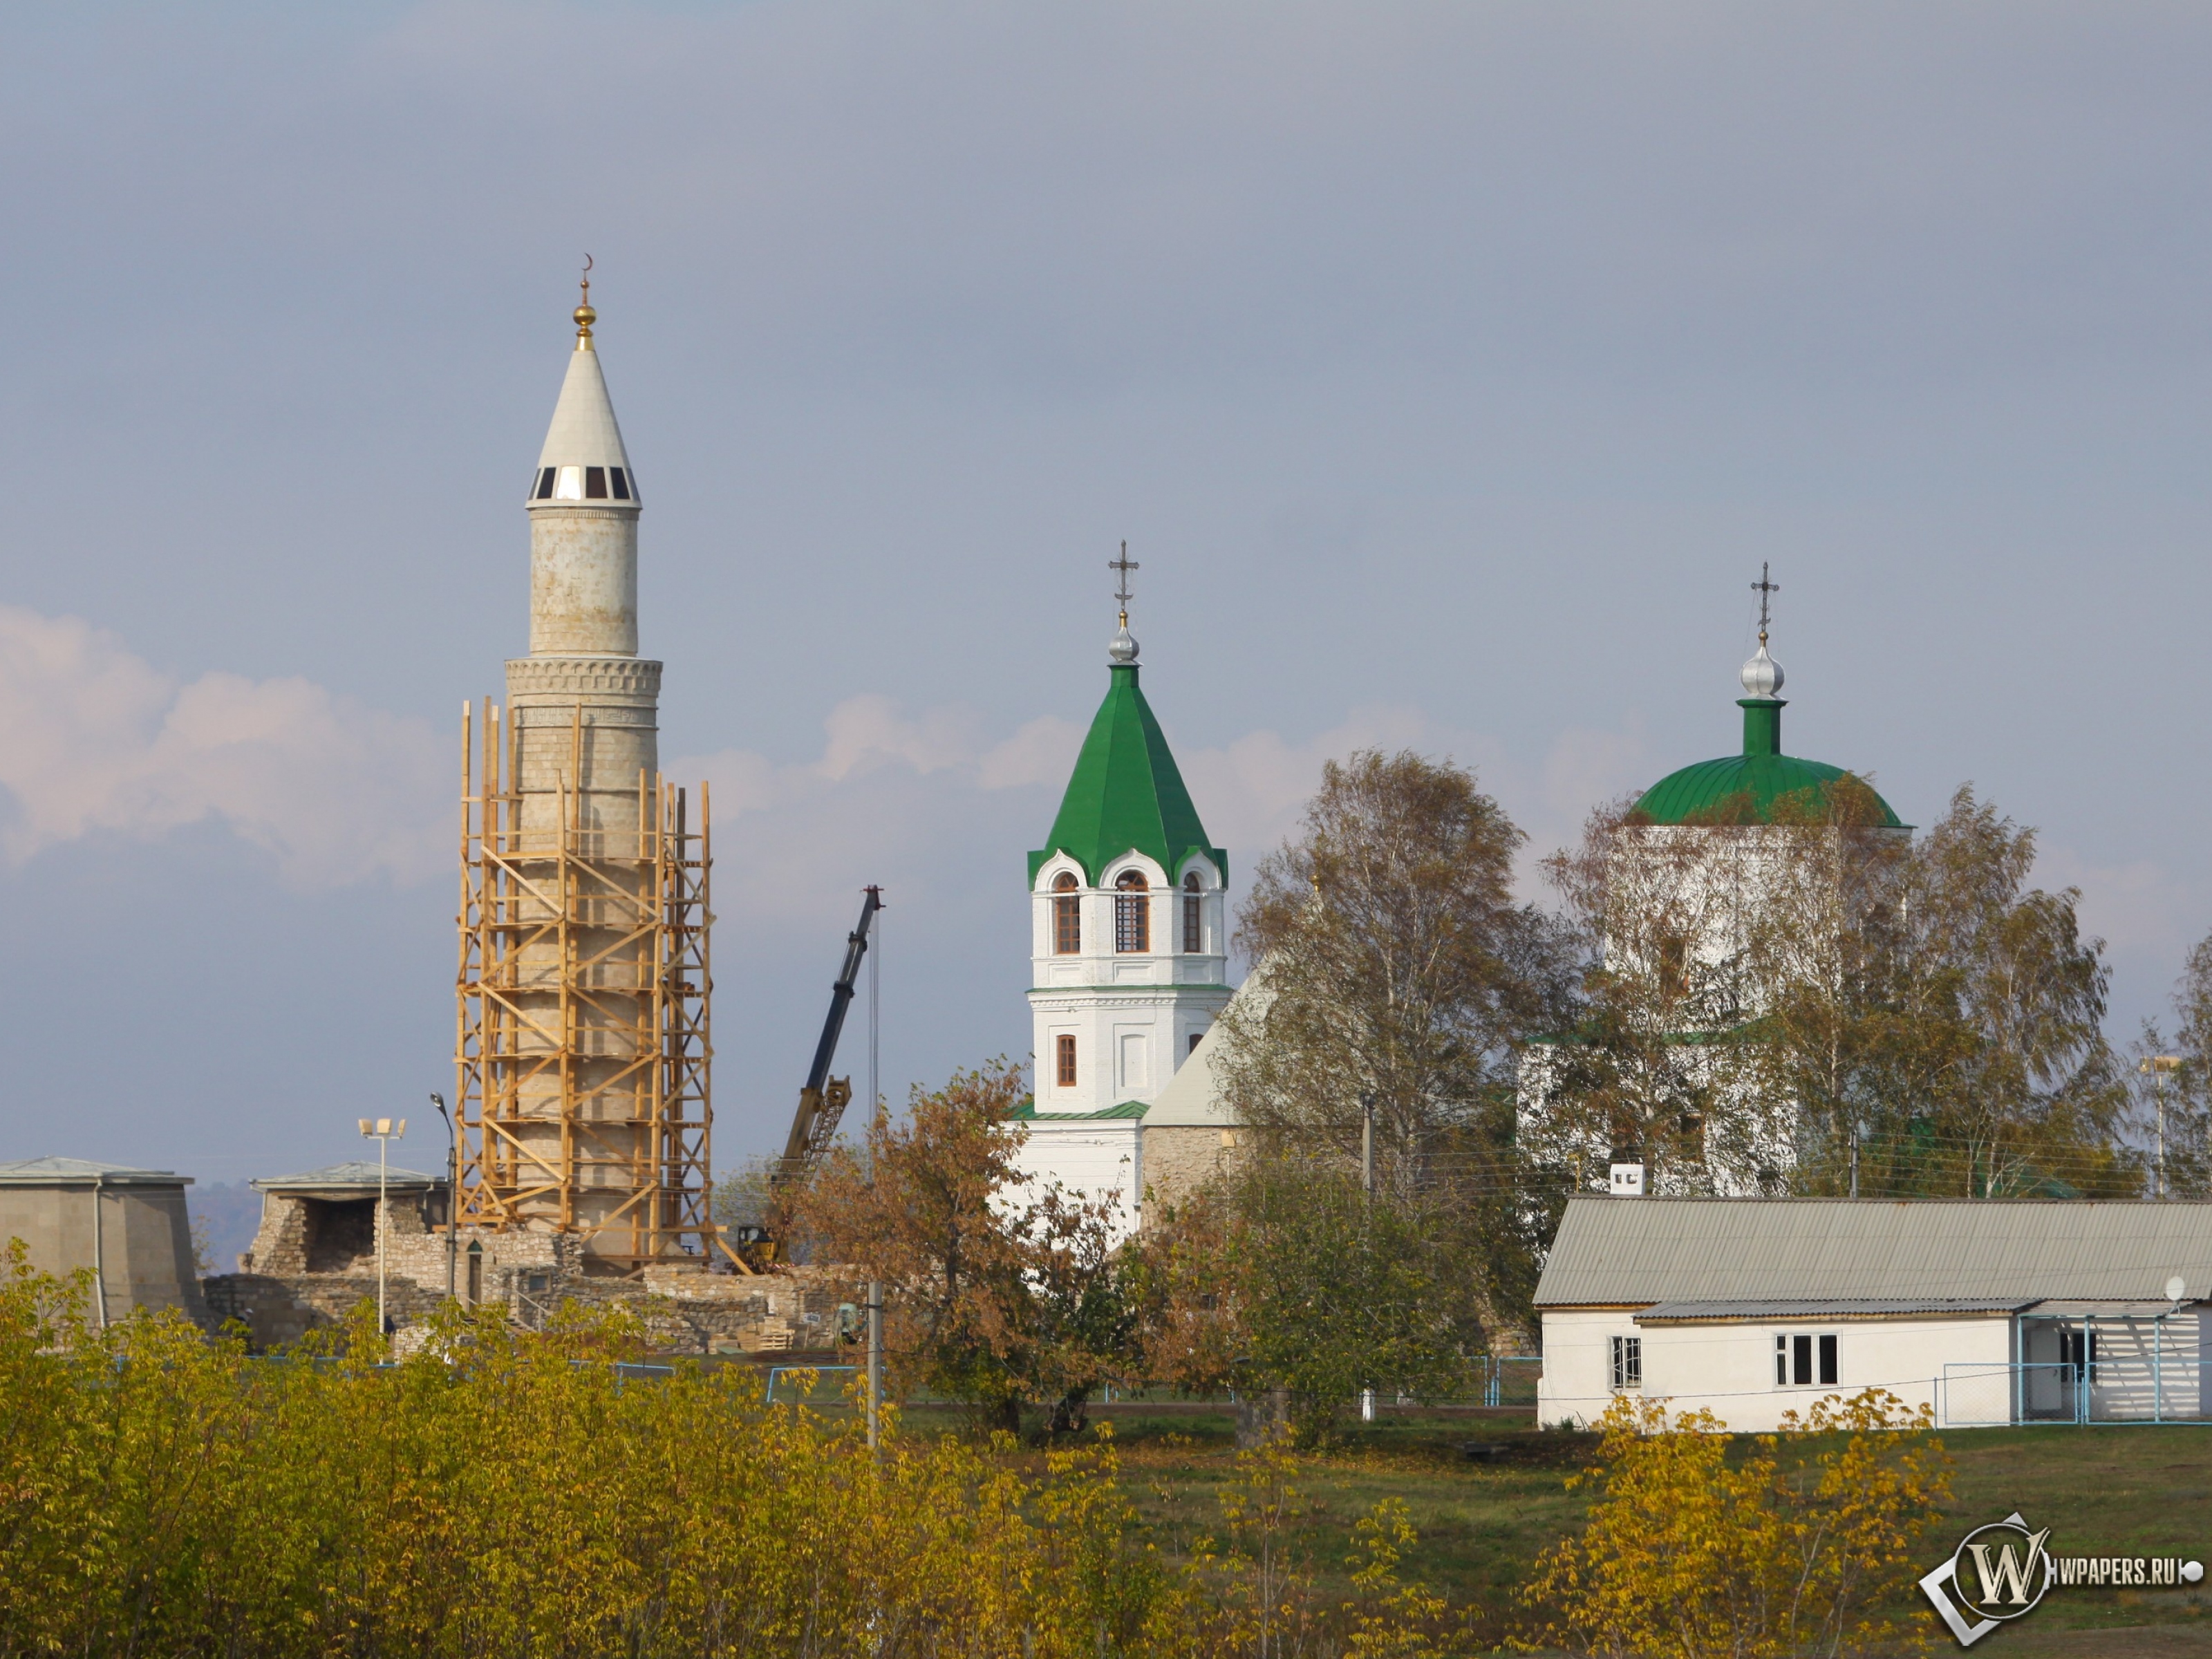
(1, 1, 2210, 1187)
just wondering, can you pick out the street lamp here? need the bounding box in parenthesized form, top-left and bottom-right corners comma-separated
(429, 1093, 456, 1303)
(2141, 1058, 2184, 1201)
(358, 1116, 406, 1336)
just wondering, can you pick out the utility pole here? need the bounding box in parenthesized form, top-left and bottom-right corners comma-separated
(867, 896, 885, 1452)
(359, 1116, 406, 1338)
(2143, 1057, 2183, 1201)
(1360, 1091, 1375, 1425)
(1848, 1125, 1859, 1200)
(431, 1093, 457, 1301)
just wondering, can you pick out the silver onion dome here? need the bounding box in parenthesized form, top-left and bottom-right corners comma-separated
(1109, 624, 1139, 664)
(1740, 641, 1784, 698)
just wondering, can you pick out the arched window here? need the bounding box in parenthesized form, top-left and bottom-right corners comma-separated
(465, 1239, 482, 1306)
(1114, 870, 1150, 953)
(1051, 871, 1080, 955)
(1182, 871, 1203, 953)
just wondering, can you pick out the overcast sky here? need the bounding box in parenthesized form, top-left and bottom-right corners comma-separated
(2, 1, 2209, 1183)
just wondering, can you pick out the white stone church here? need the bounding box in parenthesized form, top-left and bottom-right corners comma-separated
(1010, 606, 1252, 1239)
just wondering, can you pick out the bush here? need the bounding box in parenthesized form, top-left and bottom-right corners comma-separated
(1521, 1390, 1953, 1659)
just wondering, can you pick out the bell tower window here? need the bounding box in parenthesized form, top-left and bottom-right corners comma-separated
(1056, 1034, 1077, 1088)
(1114, 870, 1150, 953)
(1051, 872, 1081, 954)
(1182, 872, 1203, 953)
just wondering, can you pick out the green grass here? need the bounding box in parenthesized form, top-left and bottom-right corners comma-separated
(1000, 1405, 2212, 1646)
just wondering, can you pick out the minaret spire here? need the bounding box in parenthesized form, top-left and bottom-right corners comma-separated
(574, 254, 596, 350)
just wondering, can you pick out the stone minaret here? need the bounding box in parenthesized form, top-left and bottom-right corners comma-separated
(471, 282, 687, 1268)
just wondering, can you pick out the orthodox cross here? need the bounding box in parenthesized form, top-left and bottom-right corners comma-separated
(1751, 561, 1779, 645)
(1109, 541, 1139, 626)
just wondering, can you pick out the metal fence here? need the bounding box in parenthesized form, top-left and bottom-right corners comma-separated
(1942, 1358, 2209, 1427)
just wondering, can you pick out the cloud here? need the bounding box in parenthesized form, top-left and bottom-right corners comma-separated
(0, 606, 447, 886)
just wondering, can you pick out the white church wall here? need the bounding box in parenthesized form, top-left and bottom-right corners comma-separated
(1006, 1121, 1143, 1245)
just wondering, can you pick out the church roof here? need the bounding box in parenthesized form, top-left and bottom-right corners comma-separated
(1028, 662, 1227, 886)
(1634, 698, 1900, 828)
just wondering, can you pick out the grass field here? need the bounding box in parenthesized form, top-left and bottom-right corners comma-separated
(945, 1403, 2212, 1651)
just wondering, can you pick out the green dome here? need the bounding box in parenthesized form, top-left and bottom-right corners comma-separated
(1633, 699, 1901, 828)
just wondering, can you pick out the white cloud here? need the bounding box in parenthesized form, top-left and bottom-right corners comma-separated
(0, 606, 447, 886)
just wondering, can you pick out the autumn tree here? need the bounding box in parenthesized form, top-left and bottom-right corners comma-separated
(1537, 781, 2130, 1199)
(1213, 749, 1575, 1317)
(2124, 930, 2212, 1199)
(794, 1058, 1133, 1434)
(1129, 1161, 1485, 1446)
(1523, 1390, 1954, 1659)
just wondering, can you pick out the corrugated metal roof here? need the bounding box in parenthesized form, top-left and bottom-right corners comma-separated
(252, 1161, 444, 1192)
(1635, 1298, 2032, 1322)
(1535, 1197, 2212, 1308)
(0, 1156, 189, 1185)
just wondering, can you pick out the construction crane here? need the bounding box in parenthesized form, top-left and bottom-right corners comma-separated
(729, 886, 881, 1267)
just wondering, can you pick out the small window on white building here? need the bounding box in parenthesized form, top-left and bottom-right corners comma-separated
(1183, 872, 1203, 952)
(1775, 1333, 1839, 1387)
(1056, 1034, 1077, 1088)
(554, 465, 584, 500)
(1051, 872, 1081, 955)
(1114, 870, 1150, 953)
(1609, 1334, 1641, 1391)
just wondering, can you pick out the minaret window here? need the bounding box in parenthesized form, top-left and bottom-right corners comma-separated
(610, 467, 630, 500)
(534, 467, 556, 499)
(1182, 872, 1203, 953)
(1051, 872, 1081, 955)
(585, 466, 609, 499)
(1114, 870, 1150, 953)
(554, 465, 583, 500)
(1056, 1034, 1077, 1087)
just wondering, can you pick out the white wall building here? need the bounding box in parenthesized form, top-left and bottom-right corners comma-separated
(1535, 1197, 2212, 1432)
(1516, 618, 1904, 1197)
(1012, 603, 1231, 1240)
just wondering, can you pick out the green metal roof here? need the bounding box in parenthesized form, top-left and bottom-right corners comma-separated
(1028, 663, 1227, 886)
(1010, 1099, 1151, 1122)
(1633, 698, 1901, 828)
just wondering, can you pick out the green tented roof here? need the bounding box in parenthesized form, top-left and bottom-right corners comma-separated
(1633, 698, 1902, 828)
(1028, 663, 1227, 886)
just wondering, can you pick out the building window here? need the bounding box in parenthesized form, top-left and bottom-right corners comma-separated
(1052, 872, 1080, 955)
(1183, 872, 1203, 952)
(2061, 1329, 2099, 1385)
(1188, 1032, 1203, 1057)
(534, 467, 556, 499)
(1056, 1034, 1077, 1088)
(610, 466, 630, 500)
(1114, 870, 1150, 953)
(465, 1241, 482, 1305)
(554, 465, 583, 500)
(1776, 1333, 1839, 1387)
(585, 465, 608, 499)
(1609, 1335, 1641, 1391)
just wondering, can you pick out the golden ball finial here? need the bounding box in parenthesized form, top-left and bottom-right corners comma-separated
(574, 254, 596, 349)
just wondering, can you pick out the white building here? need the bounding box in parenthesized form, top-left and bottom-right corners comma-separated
(1536, 1197, 2212, 1432)
(1013, 603, 1232, 1239)
(1517, 612, 1904, 1196)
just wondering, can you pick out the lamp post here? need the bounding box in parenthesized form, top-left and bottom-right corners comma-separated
(358, 1116, 406, 1335)
(2142, 1057, 2184, 1201)
(430, 1093, 456, 1303)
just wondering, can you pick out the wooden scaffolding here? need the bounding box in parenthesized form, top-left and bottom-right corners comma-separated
(453, 700, 715, 1271)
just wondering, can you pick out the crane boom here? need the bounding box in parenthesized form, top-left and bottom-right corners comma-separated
(774, 885, 882, 1184)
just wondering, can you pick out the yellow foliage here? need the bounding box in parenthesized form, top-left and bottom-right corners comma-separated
(1521, 1390, 1953, 1659)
